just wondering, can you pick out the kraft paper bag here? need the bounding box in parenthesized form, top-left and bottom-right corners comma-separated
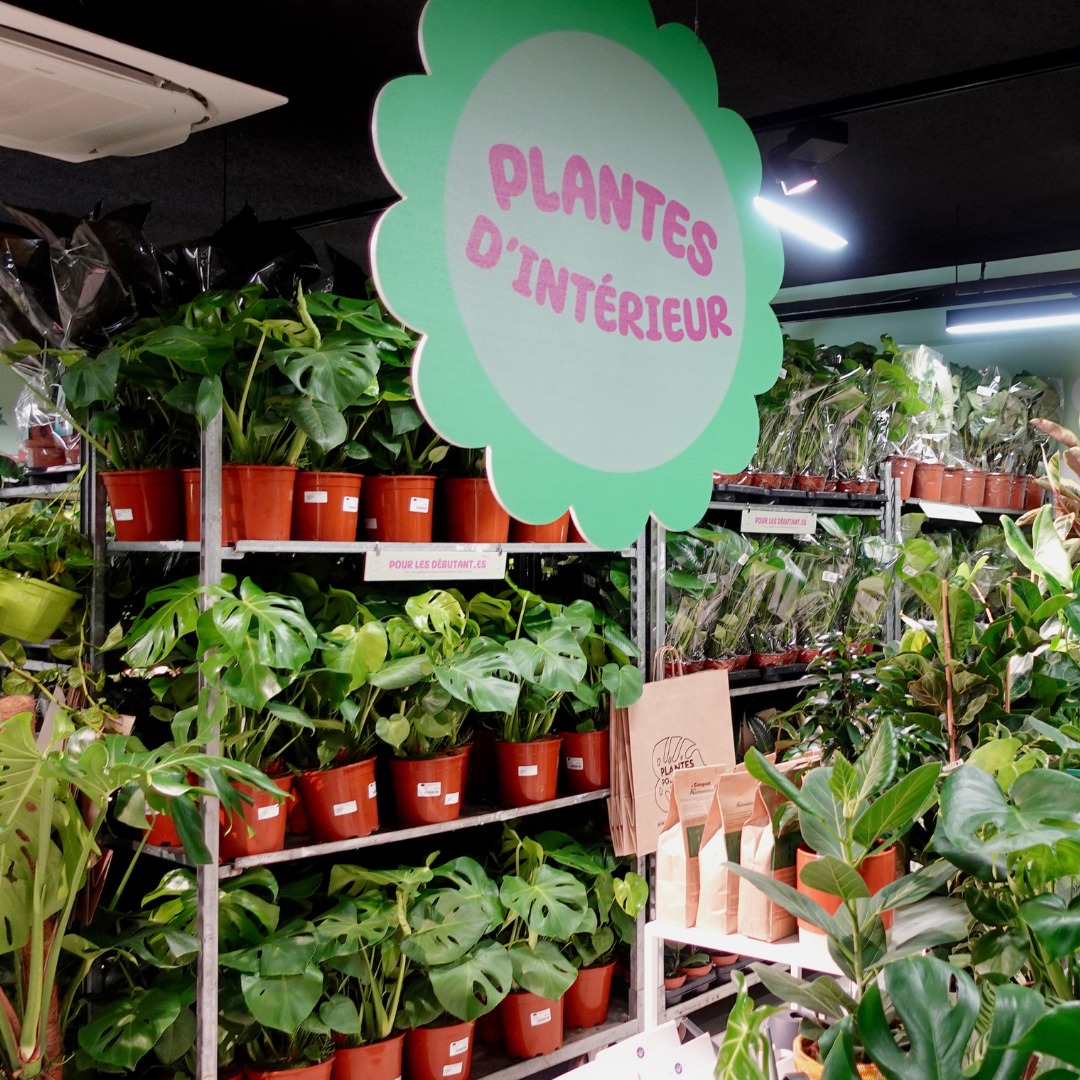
(610, 665, 736, 856)
(737, 782, 802, 942)
(654, 764, 730, 927)
(695, 760, 764, 934)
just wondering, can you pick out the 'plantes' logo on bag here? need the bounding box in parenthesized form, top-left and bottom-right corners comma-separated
(653, 735, 705, 811)
(371, 0, 783, 548)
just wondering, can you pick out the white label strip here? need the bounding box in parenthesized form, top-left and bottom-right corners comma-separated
(364, 549, 508, 582)
(448, 1038, 470, 1056)
(566, 756, 584, 771)
(417, 781, 442, 798)
(409, 496, 431, 513)
(916, 500, 982, 523)
(518, 764, 539, 777)
(443, 1066, 463, 1077)
(740, 508, 818, 535)
(114, 508, 134, 521)
(256, 804, 280, 821)
(333, 800, 358, 817)
(444, 792, 460, 805)
(304, 490, 328, 504)
(342, 496, 359, 512)
(821, 570, 841, 584)
(530, 1008, 552, 1026)
(368, 781, 378, 799)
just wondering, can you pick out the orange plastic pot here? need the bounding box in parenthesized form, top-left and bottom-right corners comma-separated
(297, 759, 379, 843)
(495, 737, 562, 807)
(248, 1061, 332, 1080)
(475, 1009, 502, 1044)
(101, 469, 185, 542)
(219, 776, 293, 861)
(911, 462, 944, 501)
(332, 1034, 403, 1080)
(885, 456, 918, 500)
(984, 471, 1014, 509)
(499, 991, 564, 1059)
(567, 517, 587, 543)
(510, 512, 570, 543)
(145, 809, 181, 847)
(797, 844, 896, 932)
(442, 478, 509, 543)
(940, 466, 964, 504)
(1025, 475, 1045, 511)
(362, 475, 435, 542)
(182, 466, 245, 544)
(560, 730, 609, 794)
(1009, 473, 1027, 511)
(293, 472, 362, 542)
(961, 469, 986, 507)
(563, 963, 613, 1029)
(795, 474, 826, 492)
(229, 464, 297, 541)
(403, 1019, 475, 1080)
(388, 748, 470, 826)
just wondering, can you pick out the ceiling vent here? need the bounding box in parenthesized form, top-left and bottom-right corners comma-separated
(0, 3, 286, 163)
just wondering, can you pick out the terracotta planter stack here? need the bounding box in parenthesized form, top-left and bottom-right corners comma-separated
(296, 759, 379, 842)
(332, 1033, 404, 1080)
(101, 468, 185, 542)
(404, 1019, 475, 1080)
(388, 748, 470, 826)
(219, 776, 294, 861)
(442, 477, 509, 542)
(495, 736, 563, 806)
(363, 475, 436, 542)
(293, 472, 362, 542)
(498, 990, 565, 1059)
(560, 730, 609, 794)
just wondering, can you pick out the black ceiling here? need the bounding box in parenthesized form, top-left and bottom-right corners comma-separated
(4, 0, 1080, 289)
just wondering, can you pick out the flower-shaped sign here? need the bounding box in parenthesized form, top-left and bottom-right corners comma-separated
(371, 0, 784, 549)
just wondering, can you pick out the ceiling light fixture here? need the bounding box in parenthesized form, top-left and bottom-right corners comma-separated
(945, 297, 1080, 334)
(769, 151, 818, 196)
(754, 196, 848, 250)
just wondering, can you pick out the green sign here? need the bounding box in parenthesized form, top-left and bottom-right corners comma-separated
(372, 0, 783, 549)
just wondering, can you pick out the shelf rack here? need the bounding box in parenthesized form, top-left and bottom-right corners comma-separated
(108, 539, 639, 558)
(0, 481, 79, 500)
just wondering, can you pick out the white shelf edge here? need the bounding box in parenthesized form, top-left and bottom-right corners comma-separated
(729, 675, 823, 698)
(107, 540, 637, 557)
(661, 969, 760, 1022)
(0, 482, 79, 500)
(709, 501, 884, 518)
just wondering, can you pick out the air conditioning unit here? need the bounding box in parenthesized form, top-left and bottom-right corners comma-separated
(0, 3, 286, 162)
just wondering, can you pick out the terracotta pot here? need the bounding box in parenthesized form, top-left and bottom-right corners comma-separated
(248, 1062, 333, 1080)
(710, 952, 740, 967)
(101, 468, 185, 542)
(1025, 475, 1045, 511)
(441, 477, 509, 543)
(823, 478, 839, 492)
(752, 472, 781, 489)
(837, 479, 861, 493)
(297, 759, 379, 843)
(219, 776, 293, 861)
(682, 963, 712, 978)
(663, 974, 686, 990)
(510, 512, 570, 543)
(499, 990, 564, 1059)
(560, 729, 609, 794)
(984, 471, 1014, 509)
(940, 466, 964, 504)
(465, 727, 497, 805)
(293, 472, 362, 542)
(961, 469, 986, 507)
(797, 647, 821, 664)
(911, 462, 944, 501)
(793, 1035, 882, 1079)
(1009, 472, 1027, 511)
(795, 474, 826, 492)
(749, 652, 787, 669)
(145, 808, 181, 847)
(796, 845, 897, 933)
(230, 464, 298, 541)
(332, 1034, 404, 1080)
(363, 475, 436, 542)
(862, 480, 880, 495)
(475, 1009, 502, 1044)
(387, 748, 470, 827)
(885, 456, 918, 501)
(495, 736, 562, 807)
(567, 517, 587, 543)
(703, 654, 750, 671)
(183, 466, 245, 544)
(563, 963, 614, 1029)
(288, 786, 309, 834)
(403, 1020, 474, 1080)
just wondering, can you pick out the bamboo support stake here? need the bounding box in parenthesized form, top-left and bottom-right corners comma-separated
(1004, 583, 1014, 714)
(941, 579, 958, 763)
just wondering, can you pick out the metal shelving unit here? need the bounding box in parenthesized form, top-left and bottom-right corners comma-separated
(0, 480, 80, 500)
(729, 675, 823, 698)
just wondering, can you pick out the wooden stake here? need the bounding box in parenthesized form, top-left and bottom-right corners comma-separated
(1004, 583, 1014, 714)
(941, 579, 958, 763)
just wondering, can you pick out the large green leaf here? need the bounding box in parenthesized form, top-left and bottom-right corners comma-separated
(798, 855, 869, 902)
(506, 939, 577, 998)
(714, 972, 783, 1079)
(724, 863, 837, 936)
(321, 622, 388, 692)
(600, 663, 644, 709)
(750, 964, 855, 1023)
(274, 335, 381, 409)
(239, 965, 322, 1033)
(499, 865, 589, 940)
(288, 397, 348, 451)
(1019, 893, 1080, 962)
(429, 941, 513, 1020)
(1013, 1003, 1080, 1068)
(433, 640, 520, 714)
(851, 761, 940, 850)
(61, 347, 119, 406)
(854, 717, 899, 802)
(506, 619, 587, 693)
(122, 576, 207, 668)
(403, 892, 494, 967)
(76, 988, 185, 1070)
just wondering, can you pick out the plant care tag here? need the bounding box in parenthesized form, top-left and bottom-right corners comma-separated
(977, 385, 994, 397)
(449, 1038, 470, 1056)
(366, 518, 378, 530)
(304, 490, 328, 503)
(821, 570, 841, 584)
(445, 792, 460, 805)
(368, 781, 378, 799)
(114, 508, 134, 521)
(370, 0, 784, 549)
(443, 1066, 463, 1077)
(333, 800, 358, 817)
(256, 805, 280, 821)
(737, 552, 749, 565)
(530, 1008, 552, 1026)
(342, 496, 359, 512)
(567, 756, 585, 771)
(418, 781, 442, 798)
(518, 764, 539, 777)
(409, 497, 430, 513)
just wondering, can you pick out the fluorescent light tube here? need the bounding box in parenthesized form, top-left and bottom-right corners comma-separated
(946, 298, 1080, 334)
(754, 196, 848, 250)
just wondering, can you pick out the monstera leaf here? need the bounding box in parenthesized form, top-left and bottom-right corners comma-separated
(429, 941, 513, 1020)
(499, 864, 589, 940)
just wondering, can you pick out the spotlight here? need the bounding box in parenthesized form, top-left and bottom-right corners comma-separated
(754, 196, 848, 251)
(770, 151, 818, 196)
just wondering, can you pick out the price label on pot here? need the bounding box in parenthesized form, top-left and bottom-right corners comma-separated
(409, 496, 430, 513)
(530, 1008, 552, 1026)
(114, 508, 134, 521)
(368, 781, 378, 799)
(342, 496, 359, 512)
(364, 550, 508, 582)
(256, 805, 280, 821)
(445, 791, 460, 805)
(417, 781, 443, 798)
(304, 490, 328, 503)
(567, 756, 585, 771)
(821, 570, 841, 584)
(449, 1038, 470, 1056)
(740, 508, 817, 535)
(371, 0, 783, 550)
(443, 1066, 463, 1077)
(518, 764, 539, 777)
(333, 800, 358, 817)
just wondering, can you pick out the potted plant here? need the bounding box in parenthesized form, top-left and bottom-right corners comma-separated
(536, 829, 648, 1029)
(441, 446, 510, 543)
(469, 585, 587, 807)
(492, 826, 589, 1059)
(662, 946, 687, 990)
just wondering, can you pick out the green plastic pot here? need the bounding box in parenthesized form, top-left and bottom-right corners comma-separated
(0, 571, 79, 643)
